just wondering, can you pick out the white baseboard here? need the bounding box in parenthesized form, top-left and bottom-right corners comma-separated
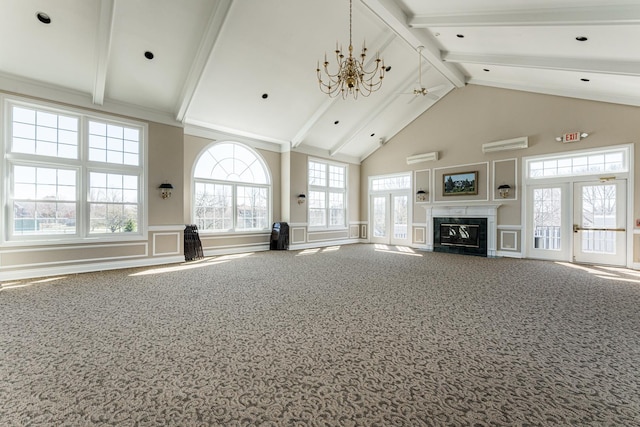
(2, 255, 185, 282)
(203, 244, 270, 257)
(288, 239, 363, 251)
(496, 250, 524, 258)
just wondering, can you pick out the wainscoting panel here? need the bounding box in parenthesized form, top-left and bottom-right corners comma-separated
(414, 227, 426, 244)
(152, 232, 181, 256)
(291, 227, 306, 245)
(500, 230, 519, 252)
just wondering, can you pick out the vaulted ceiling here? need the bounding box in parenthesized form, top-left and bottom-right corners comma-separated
(1, 0, 638, 163)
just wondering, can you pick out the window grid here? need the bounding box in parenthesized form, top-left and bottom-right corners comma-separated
(308, 161, 326, 186)
(532, 187, 562, 251)
(11, 105, 79, 159)
(237, 186, 269, 230)
(88, 121, 140, 166)
(193, 142, 271, 232)
(308, 160, 346, 229)
(5, 98, 145, 241)
(528, 149, 627, 179)
(371, 175, 410, 192)
(12, 165, 77, 236)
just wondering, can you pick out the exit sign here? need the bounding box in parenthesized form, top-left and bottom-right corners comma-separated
(563, 132, 581, 143)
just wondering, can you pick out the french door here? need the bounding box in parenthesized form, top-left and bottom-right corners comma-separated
(527, 180, 627, 266)
(370, 193, 410, 245)
(573, 180, 626, 265)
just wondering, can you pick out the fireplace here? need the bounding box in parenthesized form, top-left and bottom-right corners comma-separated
(434, 217, 488, 256)
(423, 204, 501, 257)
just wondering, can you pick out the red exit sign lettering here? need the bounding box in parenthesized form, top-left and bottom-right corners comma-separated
(563, 132, 581, 143)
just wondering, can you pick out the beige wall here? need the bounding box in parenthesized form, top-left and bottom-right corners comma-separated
(148, 122, 185, 226)
(362, 85, 640, 260)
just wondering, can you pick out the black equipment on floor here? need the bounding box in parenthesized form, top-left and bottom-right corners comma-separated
(270, 222, 289, 250)
(184, 224, 204, 261)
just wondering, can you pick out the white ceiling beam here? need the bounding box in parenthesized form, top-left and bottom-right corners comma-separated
(360, 0, 466, 88)
(409, 5, 640, 27)
(175, 0, 233, 123)
(329, 67, 416, 157)
(292, 31, 396, 149)
(469, 77, 640, 108)
(443, 52, 640, 77)
(92, 0, 115, 106)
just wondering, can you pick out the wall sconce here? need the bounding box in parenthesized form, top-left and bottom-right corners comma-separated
(159, 183, 174, 199)
(416, 189, 427, 202)
(297, 194, 306, 205)
(498, 184, 511, 198)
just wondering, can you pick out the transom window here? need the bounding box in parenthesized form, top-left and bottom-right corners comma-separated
(308, 159, 347, 228)
(193, 142, 271, 232)
(527, 147, 628, 179)
(3, 97, 146, 242)
(370, 175, 411, 191)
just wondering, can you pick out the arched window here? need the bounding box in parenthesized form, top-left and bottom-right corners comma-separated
(193, 142, 270, 232)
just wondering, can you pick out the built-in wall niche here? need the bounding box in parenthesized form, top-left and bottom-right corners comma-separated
(433, 162, 488, 203)
(414, 169, 430, 203)
(493, 158, 517, 201)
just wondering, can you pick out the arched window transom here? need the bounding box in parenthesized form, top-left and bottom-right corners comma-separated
(193, 142, 270, 232)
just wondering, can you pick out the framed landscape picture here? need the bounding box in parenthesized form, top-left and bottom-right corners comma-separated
(443, 171, 478, 196)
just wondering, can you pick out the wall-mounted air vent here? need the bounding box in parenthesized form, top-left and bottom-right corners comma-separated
(407, 151, 438, 164)
(482, 136, 528, 153)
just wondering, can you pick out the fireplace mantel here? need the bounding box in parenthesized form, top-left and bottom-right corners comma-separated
(423, 204, 501, 256)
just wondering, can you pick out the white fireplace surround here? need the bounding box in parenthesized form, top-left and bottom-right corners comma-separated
(424, 204, 501, 256)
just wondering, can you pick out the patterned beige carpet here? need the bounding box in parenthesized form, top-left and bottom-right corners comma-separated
(1, 244, 639, 426)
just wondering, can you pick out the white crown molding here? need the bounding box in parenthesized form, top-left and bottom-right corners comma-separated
(468, 79, 640, 108)
(443, 52, 640, 77)
(409, 5, 640, 27)
(0, 72, 181, 126)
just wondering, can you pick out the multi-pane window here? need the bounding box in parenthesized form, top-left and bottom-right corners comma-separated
(12, 165, 77, 235)
(88, 172, 139, 233)
(11, 106, 78, 158)
(528, 148, 628, 179)
(371, 175, 410, 191)
(89, 122, 140, 165)
(308, 160, 346, 228)
(4, 98, 145, 241)
(193, 142, 270, 232)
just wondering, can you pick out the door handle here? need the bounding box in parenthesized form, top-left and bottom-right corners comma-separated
(573, 224, 625, 233)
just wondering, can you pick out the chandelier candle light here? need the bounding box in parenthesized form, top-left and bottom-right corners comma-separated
(317, 0, 385, 99)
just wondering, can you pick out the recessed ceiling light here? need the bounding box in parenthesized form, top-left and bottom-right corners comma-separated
(456, 34, 465, 38)
(483, 68, 490, 72)
(334, 120, 339, 125)
(370, 133, 375, 137)
(385, 66, 392, 72)
(36, 12, 51, 24)
(261, 93, 269, 99)
(144, 51, 154, 60)
(581, 78, 590, 82)
(576, 36, 588, 42)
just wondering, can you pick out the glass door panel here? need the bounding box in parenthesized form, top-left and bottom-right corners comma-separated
(370, 193, 411, 245)
(573, 180, 626, 266)
(392, 195, 408, 244)
(527, 184, 569, 261)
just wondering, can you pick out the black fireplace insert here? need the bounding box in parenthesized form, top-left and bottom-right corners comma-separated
(434, 217, 488, 256)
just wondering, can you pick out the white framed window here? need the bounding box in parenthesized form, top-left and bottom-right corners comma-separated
(308, 159, 347, 229)
(3, 96, 146, 243)
(193, 142, 271, 232)
(527, 146, 629, 179)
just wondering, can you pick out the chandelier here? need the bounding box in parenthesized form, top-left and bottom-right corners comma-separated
(316, 0, 385, 99)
